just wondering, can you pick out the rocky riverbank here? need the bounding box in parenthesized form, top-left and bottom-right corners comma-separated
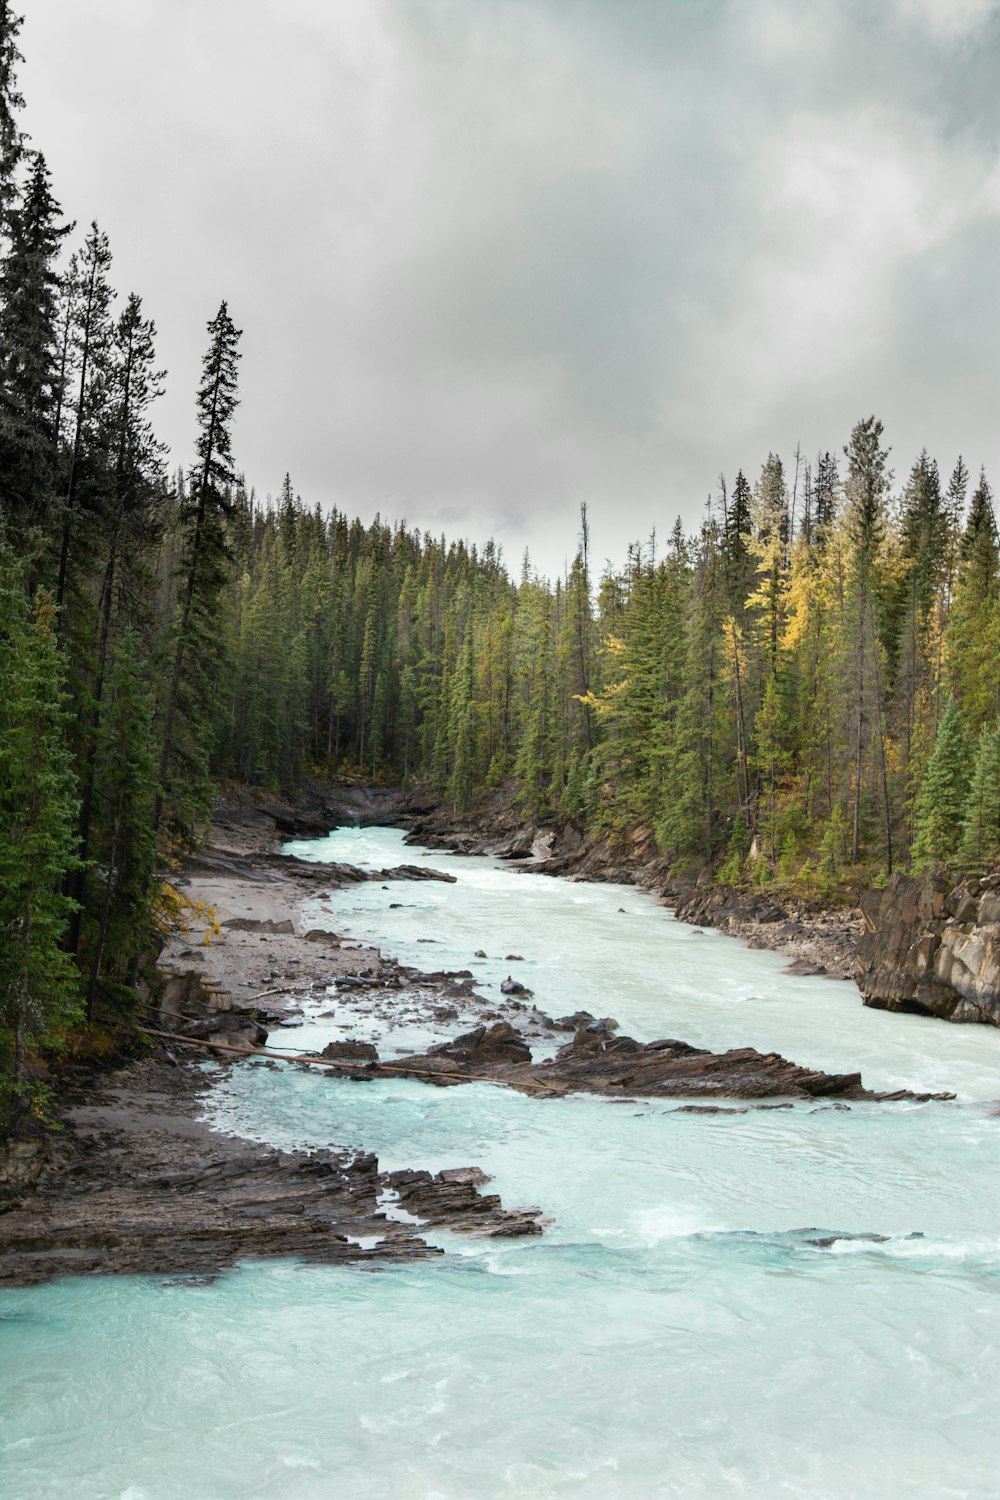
(4, 784, 975, 1288)
(0, 800, 549, 1288)
(192, 779, 864, 982)
(0, 1056, 542, 1287)
(394, 786, 861, 980)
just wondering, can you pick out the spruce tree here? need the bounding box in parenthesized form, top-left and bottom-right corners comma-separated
(84, 630, 159, 1018)
(154, 301, 241, 832)
(0, 1, 25, 245)
(814, 451, 838, 536)
(753, 674, 790, 860)
(67, 292, 165, 960)
(0, 152, 70, 542)
(842, 416, 893, 867)
(0, 563, 80, 1131)
(910, 698, 971, 871)
(958, 724, 1000, 871)
(947, 469, 998, 729)
(55, 222, 115, 613)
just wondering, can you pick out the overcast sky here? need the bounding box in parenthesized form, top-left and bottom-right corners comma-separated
(19, 0, 1000, 577)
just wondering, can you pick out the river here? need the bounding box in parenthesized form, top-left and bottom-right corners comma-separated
(3, 826, 1000, 1498)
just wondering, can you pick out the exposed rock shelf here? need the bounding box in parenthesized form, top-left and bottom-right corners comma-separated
(0, 1059, 541, 1288)
(858, 870, 1000, 1027)
(360, 1020, 953, 1103)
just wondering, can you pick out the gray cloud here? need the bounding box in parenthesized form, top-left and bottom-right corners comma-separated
(19, 0, 1000, 575)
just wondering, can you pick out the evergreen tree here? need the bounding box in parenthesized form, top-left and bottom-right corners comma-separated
(154, 301, 241, 832)
(55, 221, 115, 613)
(814, 451, 838, 536)
(948, 469, 998, 729)
(959, 724, 1000, 870)
(842, 416, 893, 868)
(0, 152, 70, 542)
(83, 631, 159, 1018)
(67, 292, 165, 960)
(753, 674, 790, 860)
(0, 565, 80, 1131)
(0, 1, 25, 243)
(910, 698, 971, 871)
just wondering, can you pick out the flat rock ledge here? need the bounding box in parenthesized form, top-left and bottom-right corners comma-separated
(0, 1060, 541, 1288)
(358, 1021, 952, 1103)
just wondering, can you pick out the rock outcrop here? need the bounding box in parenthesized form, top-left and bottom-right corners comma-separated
(0, 1058, 543, 1287)
(365, 1022, 949, 1102)
(856, 869, 1000, 1026)
(142, 964, 269, 1051)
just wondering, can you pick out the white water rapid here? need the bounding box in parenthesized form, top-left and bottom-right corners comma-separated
(3, 826, 1000, 1499)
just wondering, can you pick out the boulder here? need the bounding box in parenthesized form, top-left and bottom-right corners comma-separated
(429, 1022, 533, 1067)
(552, 1010, 596, 1031)
(321, 1040, 379, 1062)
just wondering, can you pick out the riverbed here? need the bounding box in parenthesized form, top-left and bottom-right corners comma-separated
(3, 826, 1000, 1499)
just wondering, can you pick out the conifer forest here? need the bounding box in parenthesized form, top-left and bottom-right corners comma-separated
(1, 2, 998, 1132)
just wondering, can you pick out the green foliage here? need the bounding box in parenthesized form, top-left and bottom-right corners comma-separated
(0, 567, 81, 1131)
(958, 724, 1000, 870)
(816, 802, 848, 891)
(778, 830, 799, 883)
(82, 631, 160, 1019)
(155, 301, 241, 833)
(717, 812, 748, 886)
(910, 699, 971, 871)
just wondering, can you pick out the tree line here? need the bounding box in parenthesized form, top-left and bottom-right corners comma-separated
(0, 7, 240, 1129)
(2, 2, 998, 1132)
(217, 431, 997, 892)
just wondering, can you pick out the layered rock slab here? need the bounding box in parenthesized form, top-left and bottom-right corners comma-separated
(0, 1058, 542, 1287)
(362, 1022, 950, 1102)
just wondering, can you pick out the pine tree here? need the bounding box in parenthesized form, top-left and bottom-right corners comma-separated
(0, 1, 25, 245)
(910, 698, 971, 871)
(55, 222, 115, 613)
(842, 416, 893, 868)
(154, 301, 241, 832)
(958, 724, 1000, 871)
(0, 564, 80, 1131)
(947, 469, 998, 729)
(83, 630, 159, 1018)
(0, 152, 70, 542)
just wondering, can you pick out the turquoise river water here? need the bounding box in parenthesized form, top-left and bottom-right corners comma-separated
(3, 826, 1000, 1499)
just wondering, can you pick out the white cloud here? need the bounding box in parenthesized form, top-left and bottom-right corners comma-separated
(17, 0, 1000, 572)
(891, 0, 1000, 41)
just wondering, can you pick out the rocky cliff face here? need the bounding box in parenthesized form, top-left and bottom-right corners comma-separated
(856, 870, 1000, 1026)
